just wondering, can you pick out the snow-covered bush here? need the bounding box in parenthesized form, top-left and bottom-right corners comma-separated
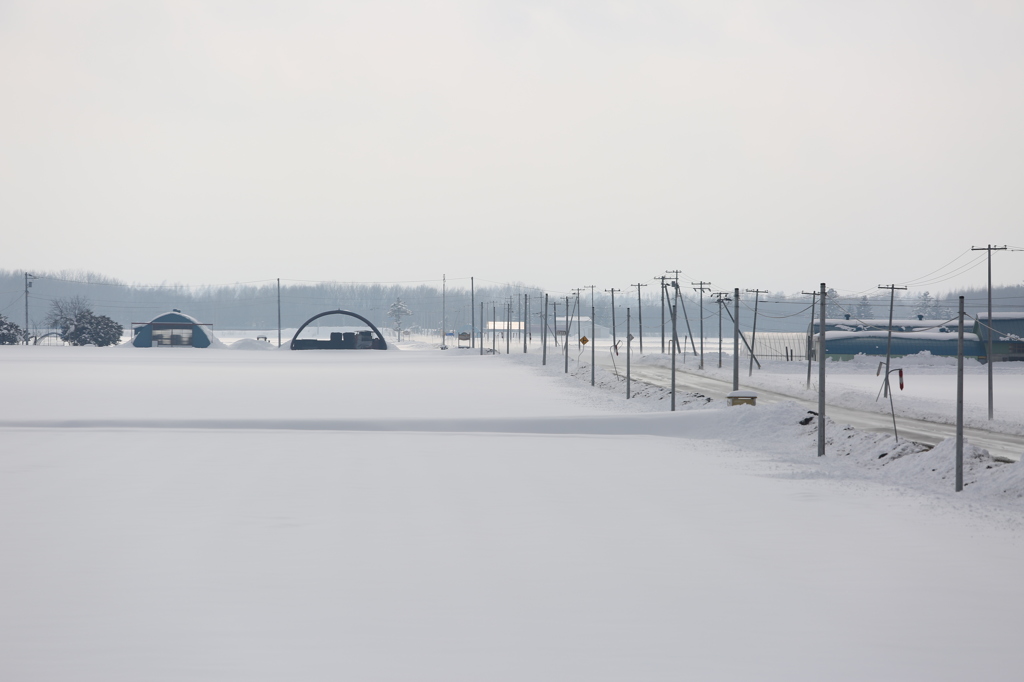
(0, 314, 24, 344)
(46, 297, 123, 347)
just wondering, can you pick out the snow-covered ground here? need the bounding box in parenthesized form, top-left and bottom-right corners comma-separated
(632, 347, 1024, 436)
(2, 343, 1024, 680)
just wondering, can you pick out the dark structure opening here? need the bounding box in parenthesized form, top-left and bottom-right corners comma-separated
(290, 310, 388, 350)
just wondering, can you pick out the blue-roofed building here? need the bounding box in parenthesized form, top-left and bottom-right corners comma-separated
(974, 313, 1024, 362)
(808, 313, 1024, 361)
(132, 310, 216, 348)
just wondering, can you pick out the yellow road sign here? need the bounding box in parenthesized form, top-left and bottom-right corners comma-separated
(580, 336, 589, 345)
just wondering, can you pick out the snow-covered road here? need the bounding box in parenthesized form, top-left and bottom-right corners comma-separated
(602, 356, 1024, 462)
(2, 345, 1024, 680)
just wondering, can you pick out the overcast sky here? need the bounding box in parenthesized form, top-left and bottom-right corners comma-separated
(2, 1, 1022, 296)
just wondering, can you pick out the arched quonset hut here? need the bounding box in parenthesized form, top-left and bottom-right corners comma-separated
(132, 310, 215, 348)
(290, 310, 388, 350)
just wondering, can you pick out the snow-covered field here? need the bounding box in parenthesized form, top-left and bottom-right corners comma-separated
(3, 343, 1024, 680)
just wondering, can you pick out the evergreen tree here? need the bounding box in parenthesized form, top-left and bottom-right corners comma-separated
(387, 297, 413, 338)
(913, 291, 937, 319)
(854, 296, 874, 320)
(825, 288, 843, 319)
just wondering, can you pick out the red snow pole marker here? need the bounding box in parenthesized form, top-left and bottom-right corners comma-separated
(899, 369, 904, 390)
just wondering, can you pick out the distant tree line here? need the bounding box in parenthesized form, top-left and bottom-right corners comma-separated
(1, 269, 1021, 342)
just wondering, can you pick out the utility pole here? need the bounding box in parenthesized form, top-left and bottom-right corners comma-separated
(746, 289, 769, 377)
(276, 278, 282, 347)
(572, 289, 583, 349)
(878, 284, 908, 398)
(732, 289, 740, 391)
(442, 274, 447, 349)
(565, 295, 571, 374)
(631, 283, 647, 354)
(542, 294, 548, 365)
(673, 282, 698, 356)
(523, 293, 528, 353)
(801, 290, 818, 389)
(670, 299, 678, 411)
(506, 301, 511, 354)
(658, 275, 667, 353)
(480, 302, 485, 356)
(712, 292, 730, 368)
(626, 308, 631, 399)
(692, 281, 711, 369)
(591, 306, 596, 386)
(552, 301, 559, 347)
(666, 271, 683, 354)
(24, 272, 35, 344)
(956, 295, 965, 492)
(492, 304, 496, 352)
(471, 277, 475, 348)
(971, 244, 1008, 420)
(818, 283, 827, 457)
(604, 288, 621, 347)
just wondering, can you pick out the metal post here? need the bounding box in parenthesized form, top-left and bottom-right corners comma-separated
(480, 302, 485, 355)
(471, 277, 475, 348)
(956, 295, 964, 492)
(818, 282, 827, 457)
(492, 305, 496, 352)
(542, 294, 548, 365)
(732, 288, 740, 391)
(878, 284, 907, 398)
(591, 306, 596, 387)
(277, 278, 281, 347)
(506, 302, 510, 354)
(442, 274, 446, 349)
(626, 308, 631, 399)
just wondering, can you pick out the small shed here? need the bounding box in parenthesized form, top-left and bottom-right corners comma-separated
(132, 310, 215, 348)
